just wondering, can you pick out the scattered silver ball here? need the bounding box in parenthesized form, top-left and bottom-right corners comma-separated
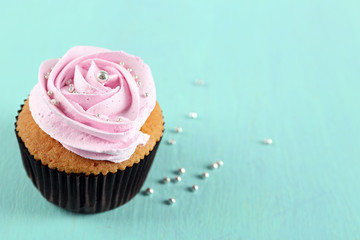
(144, 92, 149, 97)
(174, 127, 183, 133)
(167, 139, 176, 145)
(189, 112, 198, 119)
(178, 168, 186, 174)
(202, 172, 210, 178)
(137, 81, 142, 87)
(163, 177, 171, 183)
(211, 162, 219, 169)
(174, 176, 182, 182)
(145, 188, 154, 195)
(119, 61, 125, 66)
(217, 160, 224, 167)
(95, 113, 100, 118)
(168, 198, 176, 205)
(68, 86, 74, 93)
(191, 185, 199, 191)
(47, 90, 53, 96)
(117, 117, 123, 122)
(127, 68, 133, 72)
(65, 79, 72, 85)
(134, 75, 139, 79)
(97, 70, 109, 82)
(195, 79, 204, 85)
(264, 138, 273, 144)
(44, 72, 50, 79)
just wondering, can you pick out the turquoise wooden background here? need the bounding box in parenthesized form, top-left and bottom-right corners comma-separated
(1, 0, 360, 239)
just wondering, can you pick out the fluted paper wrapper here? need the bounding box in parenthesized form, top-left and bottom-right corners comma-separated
(15, 105, 162, 213)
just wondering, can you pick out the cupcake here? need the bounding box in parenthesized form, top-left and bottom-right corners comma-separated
(15, 46, 164, 213)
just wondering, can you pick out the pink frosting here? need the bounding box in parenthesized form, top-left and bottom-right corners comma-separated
(29, 46, 157, 163)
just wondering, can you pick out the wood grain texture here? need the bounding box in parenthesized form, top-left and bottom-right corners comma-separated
(1, 0, 360, 239)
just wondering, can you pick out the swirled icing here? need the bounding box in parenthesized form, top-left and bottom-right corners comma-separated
(29, 46, 156, 163)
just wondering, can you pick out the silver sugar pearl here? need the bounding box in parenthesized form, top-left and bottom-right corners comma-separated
(217, 160, 224, 166)
(195, 79, 204, 85)
(175, 127, 183, 133)
(97, 70, 109, 81)
(137, 81, 142, 87)
(95, 113, 100, 118)
(65, 79, 72, 85)
(50, 99, 58, 105)
(168, 198, 176, 205)
(163, 177, 171, 183)
(189, 112, 198, 119)
(144, 92, 149, 97)
(119, 61, 125, 66)
(174, 176, 182, 182)
(69, 87, 74, 93)
(191, 185, 199, 191)
(202, 172, 210, 178)
(167, 139, 176, 145)
(127, 68, 133, 72)
(44, 72, 50, 79)
(211, 162, 219, 169)
(145, 188, 154, 195)
(47, 90, 53, 96)
(134, 75, 139, 79)
(117, 117, 123, 122)
(264, 138, 273, 144)
(178, 168, 186, 174)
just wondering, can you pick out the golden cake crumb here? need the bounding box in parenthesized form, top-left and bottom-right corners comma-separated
(16, 100, 164, 175)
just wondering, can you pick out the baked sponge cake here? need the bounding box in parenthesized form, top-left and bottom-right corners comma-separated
(15, 46, 164, 213)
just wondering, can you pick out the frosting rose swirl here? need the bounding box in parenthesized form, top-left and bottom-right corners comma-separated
(29, 46, 156, 163)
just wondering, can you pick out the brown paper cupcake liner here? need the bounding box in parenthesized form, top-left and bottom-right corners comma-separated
(15, 105, 162, 213)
